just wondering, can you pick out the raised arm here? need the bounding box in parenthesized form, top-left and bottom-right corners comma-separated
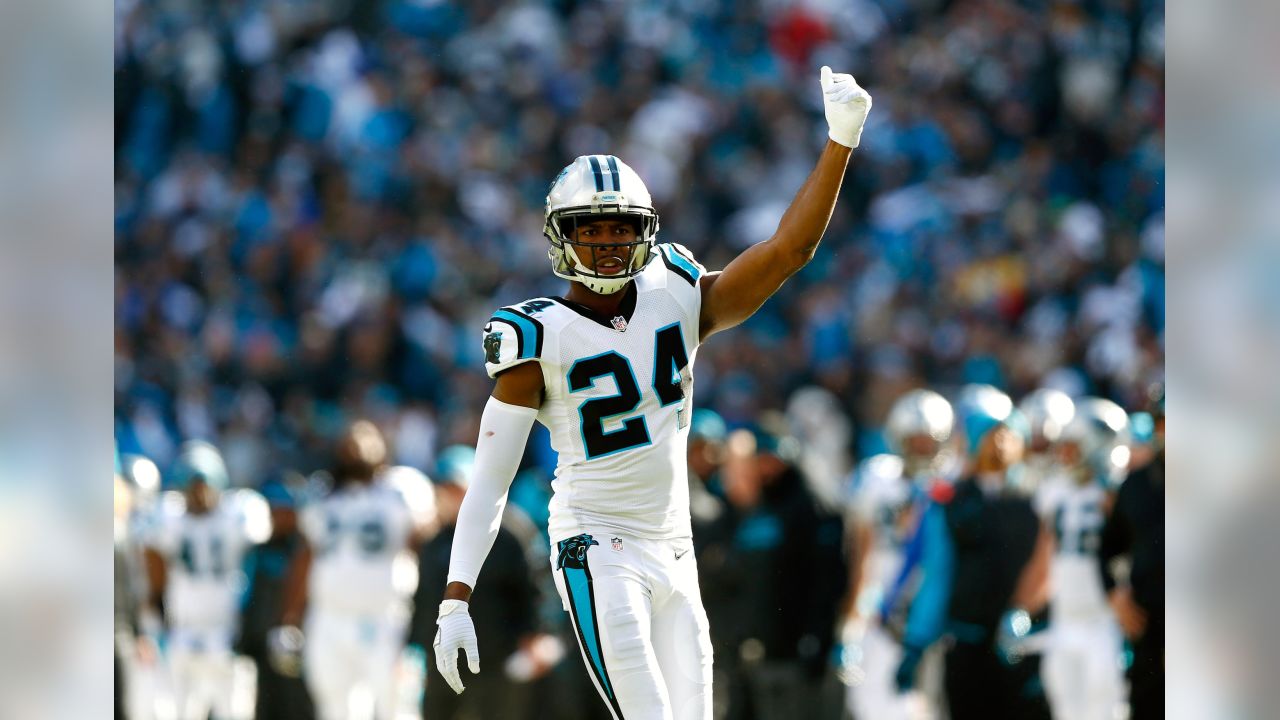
(699, 67, 871, 340)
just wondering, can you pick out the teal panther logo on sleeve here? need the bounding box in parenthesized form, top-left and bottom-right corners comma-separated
(484, 328, 503, 364)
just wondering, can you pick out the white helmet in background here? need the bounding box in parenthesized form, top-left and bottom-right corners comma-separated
(543, 154, 659, 294)
(885, 388, 955, 477)
(382, 465, 437, 529)
(1059, 397, 1131, 487)
(1018, 388, 1075, 454)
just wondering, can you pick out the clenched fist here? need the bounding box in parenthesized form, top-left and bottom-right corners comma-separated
(820, 66, 873, 148)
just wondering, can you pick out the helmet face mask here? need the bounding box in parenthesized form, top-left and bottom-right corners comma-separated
(544, 155, 659, 295)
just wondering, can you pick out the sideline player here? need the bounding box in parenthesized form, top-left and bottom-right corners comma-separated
(842, 388, 955, 720)
(1035, 397, 1130, 720)
(275, 420, 435, 720)
(142, 441, 272, 720)
(432, 66, 873, 720)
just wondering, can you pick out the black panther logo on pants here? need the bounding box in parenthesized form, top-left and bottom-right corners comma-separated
(557, 534, 599, 570)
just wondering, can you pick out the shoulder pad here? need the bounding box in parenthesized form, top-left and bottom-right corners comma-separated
(484, 302, 548, 378)
(857, 454, 905, 487)
(655, 243, 706, 286)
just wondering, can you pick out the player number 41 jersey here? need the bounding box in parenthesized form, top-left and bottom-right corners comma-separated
(484, 243, 707, 542)
(147, 489, 272, 630)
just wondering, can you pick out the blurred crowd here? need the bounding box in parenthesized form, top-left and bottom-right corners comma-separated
(114, 0, 1164, 477)
(114, 0, 1163, 718)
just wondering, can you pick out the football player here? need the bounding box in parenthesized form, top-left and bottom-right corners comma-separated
(276, 420, 435, 720)
(117, 452, 168, 720)
(842, 388, 955, 720)
(142, 441, 272, 720)
(1017, 388, 1076, 492)
(894, 386, 1054, 720)
(1034, 397, 1131, 720)
(432, 66, 873, 720)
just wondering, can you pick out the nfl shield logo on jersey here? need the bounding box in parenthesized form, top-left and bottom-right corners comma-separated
(611, 315, 629, 332)
(611, 536, 623, 552)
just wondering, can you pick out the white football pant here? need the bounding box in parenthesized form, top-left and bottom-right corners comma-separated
(167, 627, 236, 720)
(845, 623, 917, 720)
(1042, 619, 1124, 720)
(551, 530, 713, 720)
(303, 610, 404, 720)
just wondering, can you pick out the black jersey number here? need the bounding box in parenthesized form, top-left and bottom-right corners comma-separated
(568, 324, 690, 459)
(1053, 500, 1104, 555)
(179, 535, 227, 578)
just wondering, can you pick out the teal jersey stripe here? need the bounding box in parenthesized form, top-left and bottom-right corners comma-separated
(565, 566, 616, 700)
(660, 244, 701, 281)
(493, 309, 540, 359)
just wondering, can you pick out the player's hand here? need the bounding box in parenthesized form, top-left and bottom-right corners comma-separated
(995, 608, 1032, 665)
(820, 66, 873, 148)
(1109, 587, 1148, 639)
(894, 644, 923, 693)
(267, 625, 305, 678)
(135, 634, 159, 666)
(434, 599, 480, 694)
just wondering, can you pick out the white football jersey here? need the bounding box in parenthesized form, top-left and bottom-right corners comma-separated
(484, 243, 705, 542)
(299, 479, 417, 616)
(148, 489, 272, 631)
(848, 455, 922, 613)
(1035, 474, 1110, 620)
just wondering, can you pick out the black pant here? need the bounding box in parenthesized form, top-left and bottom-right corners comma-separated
(424, 662, 531, 720)
(252, 656, 316, 720)
(115, 649, 126, 720)
(1127, 625, 1164, 720)
(944, 641, 1051, 720)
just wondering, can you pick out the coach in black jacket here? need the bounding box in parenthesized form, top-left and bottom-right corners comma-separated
(1098, 386, 1164, 720)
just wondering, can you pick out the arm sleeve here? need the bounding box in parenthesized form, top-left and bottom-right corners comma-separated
(902, 502, 955, 650)
(445, 396, 539, 588)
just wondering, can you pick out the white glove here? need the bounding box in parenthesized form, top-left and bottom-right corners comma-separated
(267, 625, 305, 678)
(820, 65, 873, 148)
(434, 599, 480, 694)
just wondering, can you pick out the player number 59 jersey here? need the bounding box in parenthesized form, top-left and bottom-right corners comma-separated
(484, 243, 706, 542)
(299, 480, 418, 617)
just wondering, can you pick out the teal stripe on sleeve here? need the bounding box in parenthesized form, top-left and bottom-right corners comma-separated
(493, 309, 539, 360)
(660, 244, 701, 281)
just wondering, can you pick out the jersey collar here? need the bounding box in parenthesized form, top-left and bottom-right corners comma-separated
(552, 281, 638, 331)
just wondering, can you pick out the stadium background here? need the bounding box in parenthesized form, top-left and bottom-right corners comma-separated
(114, 0, 1164, 716)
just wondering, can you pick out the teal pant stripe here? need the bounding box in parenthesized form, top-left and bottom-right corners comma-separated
(565, 566, 615, 700)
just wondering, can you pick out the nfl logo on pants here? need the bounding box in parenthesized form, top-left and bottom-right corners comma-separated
(611, 537, 623, 552)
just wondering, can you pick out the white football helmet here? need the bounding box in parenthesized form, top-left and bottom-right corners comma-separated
(1017, 388, 1075, 452)
(885, 389, 955, 477)
(1059, 397, 1131, 486)
(543, 155, 659, 294)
